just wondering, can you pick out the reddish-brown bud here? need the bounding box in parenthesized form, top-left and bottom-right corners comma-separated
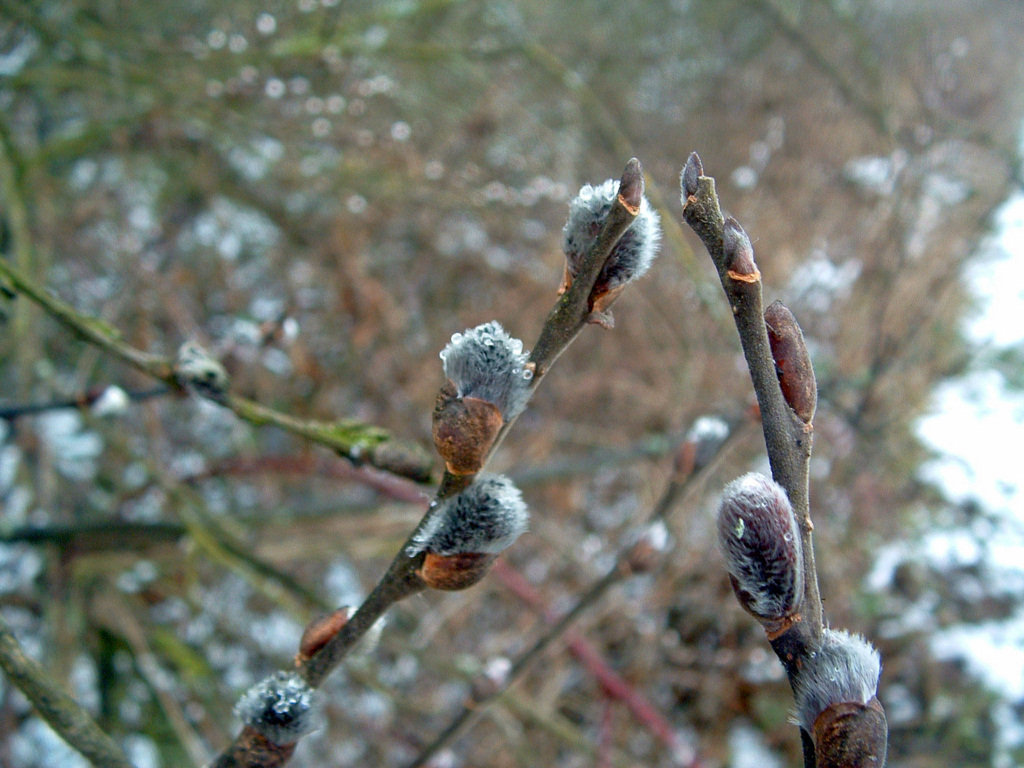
(764, 300, 817, 424)
(296, 609, 350, 664)
(219, 726, 297, 768)
(419, 551, 495, 591)
(717, 473, 803, 623)
(722, 217, 760, 282)
(432, 380, 503, 475)
(813, 697, 888, 768)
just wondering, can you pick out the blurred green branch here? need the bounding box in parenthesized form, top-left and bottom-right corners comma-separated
(0, 257, 435, 483)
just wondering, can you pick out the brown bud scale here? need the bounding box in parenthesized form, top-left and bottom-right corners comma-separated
(589, 282, 627, 316)
(220, 726, 297, 768)
(419, 551, 495, 590)
(432, 381, 503, 475)
(812, 697, 888, 768)
(764, 300, 817, 424)
(726, 268, 761, 283)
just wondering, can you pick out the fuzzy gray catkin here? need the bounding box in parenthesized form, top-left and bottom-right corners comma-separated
(562, 179, 662, 291)
(173, 341, 230, 398)
(717, 472, 804, 621)
(410, 474, 529, 557)
(793, 628, 882, 732)
(234, 672, 319, 745)
(439, 321, 532, 420)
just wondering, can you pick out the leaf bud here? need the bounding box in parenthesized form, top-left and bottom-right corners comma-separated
(680, 151, 703, 200)
(173, 341, 230, 400)
(721, 217, 759, 282)
(717, 473, 804, 622)
(561, 166, 662, 313)
(296, 609, 350, 664)
(409, 474, 529, 591)
(764, 300, 817, 424)
(234, 671, 320, 746)
(793, 629, 887, 768)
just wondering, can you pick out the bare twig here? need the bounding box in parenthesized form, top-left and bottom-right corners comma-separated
(91, 590, 209, 767)
(492, 562, 688, 758)
(498, 689, 635, 768)
(0, 385, 168, 421)
(0, 613, 135, 768)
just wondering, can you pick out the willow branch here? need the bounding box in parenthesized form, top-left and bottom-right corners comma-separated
(205, 158, 649, 768)
(680, 155, 893, 768)
(681, 159, 823, 639)
(293, 158, 644, 692)
(0, 613, 135, 768)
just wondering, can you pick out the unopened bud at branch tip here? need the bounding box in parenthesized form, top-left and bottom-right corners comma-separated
(618, 158, 644, 213)
(681, 152, 703, 199)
